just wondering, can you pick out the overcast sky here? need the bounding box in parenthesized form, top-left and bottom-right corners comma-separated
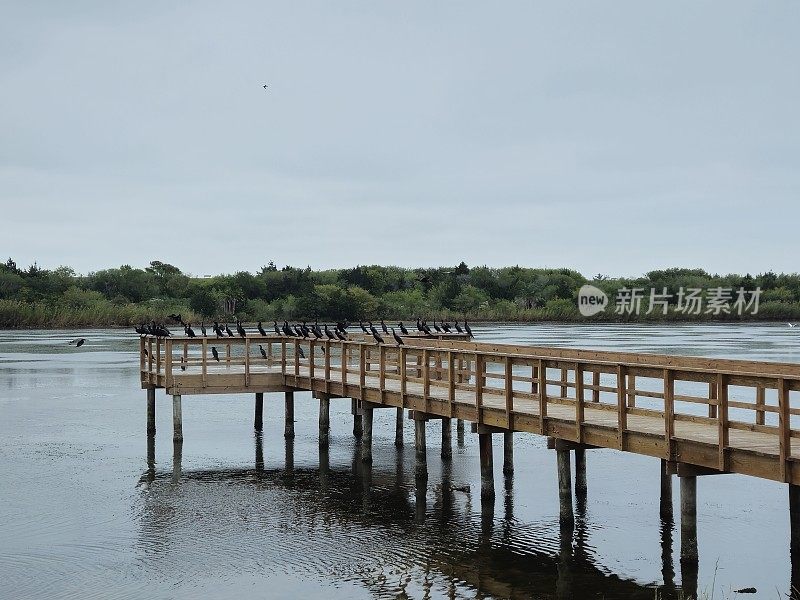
(1, 2, 798, 278)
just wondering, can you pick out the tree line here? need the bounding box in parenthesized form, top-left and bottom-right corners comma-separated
(1, 258, 799, 328)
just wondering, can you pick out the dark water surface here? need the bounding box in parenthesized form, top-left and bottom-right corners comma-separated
(1, 323, 798, 599)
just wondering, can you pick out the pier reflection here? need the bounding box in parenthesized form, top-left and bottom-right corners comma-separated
(135, 437, 704, 600)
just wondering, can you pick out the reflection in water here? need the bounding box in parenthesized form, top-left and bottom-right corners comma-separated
(137, 434, 691, 600)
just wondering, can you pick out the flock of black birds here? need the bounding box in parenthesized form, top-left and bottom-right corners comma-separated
(134, 314, 474, 348)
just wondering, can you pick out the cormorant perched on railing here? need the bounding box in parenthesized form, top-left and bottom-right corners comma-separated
(335, 328, 347, 341)
(399, 322, 409, 335)
(464, 320, 473, 338)
(274, 321, 281, 335)
(454, 320, 463, 334)
(185, 324, 196, 338)
(421, 321, 433, 336)
(293, 324, 303, 337)
(370, 327, 384, 344)
(211, 347, 220, 362)
(236, 320, 246, 338)
(225, 323, 234, 337)
(213, 321, 224, 338)
(324, 325, 336, 340)
(441, 321, 451, 333)
(433, 321, 442, 333)
(257, 321, 267, 336)
(380, 319, 388, 334)
(282, 321, 293, 336)
(392, 328, 404, 346)
(416, 319, 423, 332)
(134, 323, 147, 335)
(259, 344, 267, 359)
(360, 321, 368, 333)
(200, 322, 207, 337)
(311, 325, 322, 339)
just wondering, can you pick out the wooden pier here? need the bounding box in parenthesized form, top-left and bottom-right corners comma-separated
(140, 331, 800, 586)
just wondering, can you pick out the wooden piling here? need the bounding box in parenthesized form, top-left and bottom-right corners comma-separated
(172, 394, 183, 442)
(394, 407, 404, 447)
(285, 391, 295, 438)
(680, 476, 698, 563)
(441, 417, 452, 460)
(503, 431, 514, 475)
(790, 484, 800, 556)
(319, 393, 330, 445)
(660, 459, 673, 519)
(254, 392, 263, 431)
(146, 386, 156, 436)
(574, 447, 586, 495)
(557, 448, 573, 523)
(362, 402, 374, 463)
(353, 399, 363, 438)
(414, 417, 427, 479)
(479, 432, 495, 499)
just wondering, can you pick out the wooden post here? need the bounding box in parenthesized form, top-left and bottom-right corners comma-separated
(394, 407, 404, 447)
(790, 484, 800, 558)
(479, 432, 495, 500)
(756, 386, 766, 426)
(660, 459, 673, 519)
(441, 417, 452, 459)
(574, 447, 586, 495)
(557, 448, 573, 523)
(503, 432, 514, 475)
(254, 392, 263, 431)
(679, 476, 698, 564)
(617, 365, 627, 450)
(146, 386, 156, 436)
(285, 391, 295, 438)
(353, 399, 363, 438)
(319, 393, 330, 445)
(362, 402, 374, 463)
(172, 394, 183, 442)
(415, 417, 427, 479)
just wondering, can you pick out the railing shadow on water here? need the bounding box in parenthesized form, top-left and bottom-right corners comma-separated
(137, 438, 694, 600)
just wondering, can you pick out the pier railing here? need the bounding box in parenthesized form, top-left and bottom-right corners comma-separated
(140, 334, 800, 483)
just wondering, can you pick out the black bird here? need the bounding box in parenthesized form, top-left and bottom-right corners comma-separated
(263, 83, 268, 89)
(259, 344, 267, 359)
(200, 322, 207, 337)
(213, 321, 223, 338)
(282, 321, 293, 337)
(360, 321, 368, 333)
(257, 321, 267, 336)
(134, 323, 147, 334)
(293, 324, 303, 337)
(143, 347, 148, 357)
(211, 347, 220, 361)
(392, 328, 404, 346)
(180, 356, 186, 371)
(324, 325, 336, 340)
(416, 319, 424, 332)
(441, 321, 451, 333)
(464, 320, 473, 338)
(380, 319, 388, 334)
(334, 328, 347, 341)
(236, 320, 246, 338)
(422, 322, 434, 337)
(454, 320, 463, 334)
(433, 321, 442, 333)
(311, 325, 322, 339)
(186, 324, 196, 338)
(298, 346, 306, 359)
(399, 321, 409, 335)
(371, 327, 384, 345)
(274, 321, 281, 335)
(69, 338, 86, 347)
(225, 324, 234, 337)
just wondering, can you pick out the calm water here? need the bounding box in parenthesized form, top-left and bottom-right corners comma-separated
(1, 323, 799, 599)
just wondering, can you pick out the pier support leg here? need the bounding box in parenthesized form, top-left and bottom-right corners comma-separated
(503, 432, 514, 475)
(394, 407, 404, 447)
(362, 402, 374, 463)
(479, 433, 495, 500)
(146, 386, 156, 436)
(414, 418, 427, 480)
(660, 459, 673, 519)
(680, 476, 698, 564)
(254, 392, 263, 431)
(441, 417, 452, 460)
(284, 392, 295, 438)
(574, 447, 586, 496)
(172, 394, 183, 442)
(318, 394, 329, 446)
(352, 399, 363, 439)
(791, 485, 800, 594)
(456, 419, 465, 446)
(557, 448, 573, 524)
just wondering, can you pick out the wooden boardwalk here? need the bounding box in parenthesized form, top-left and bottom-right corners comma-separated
(140, 333, 800, 486)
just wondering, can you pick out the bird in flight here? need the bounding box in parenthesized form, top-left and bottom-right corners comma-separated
(69, 338, 86, 347)
(263, 84, 268, 90)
